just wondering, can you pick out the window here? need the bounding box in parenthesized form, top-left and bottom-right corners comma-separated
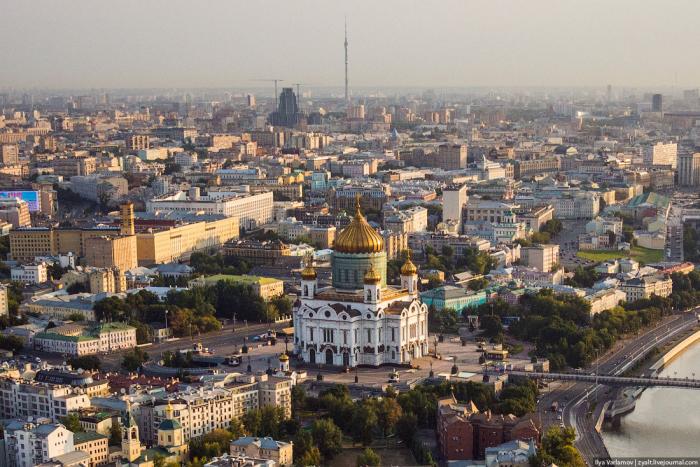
(391, 328, 395, 342)
(367, 329, 372, 343)
(309, 328, 315, 341)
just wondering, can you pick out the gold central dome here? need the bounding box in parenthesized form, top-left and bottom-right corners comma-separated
(333, 197, 385, 254)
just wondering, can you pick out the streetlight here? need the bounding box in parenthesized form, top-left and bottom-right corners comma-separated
(164, 310, 169, 342)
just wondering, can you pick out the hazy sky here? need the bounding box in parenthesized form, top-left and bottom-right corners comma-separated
(2, 0, 699, 90)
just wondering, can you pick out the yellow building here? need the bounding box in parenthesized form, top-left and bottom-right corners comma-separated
(84, 235, 138, 272)
(74, 431, 109, 467)
(136, 216, 238, 265)
(89, 268, 127, 294)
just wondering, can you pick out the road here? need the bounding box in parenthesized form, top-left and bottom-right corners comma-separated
(537, 311, 698, 465)
(18, 321, 291, 371)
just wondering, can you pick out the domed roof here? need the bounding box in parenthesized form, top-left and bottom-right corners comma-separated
(301, 252, 317, 280)
(159, 418, 181, 431)
(364, 264, 381, 285)
(400, 250, 418, 275)
(334, 197, 384, 254)
(279, 353, 289, 362)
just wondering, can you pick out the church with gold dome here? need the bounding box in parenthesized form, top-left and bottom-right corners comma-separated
(293, 199, 429, 367)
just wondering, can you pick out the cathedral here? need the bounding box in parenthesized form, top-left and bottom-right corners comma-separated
(293, 199, 429, 367)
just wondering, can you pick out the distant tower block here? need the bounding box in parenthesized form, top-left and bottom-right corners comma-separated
(120, 202, 135, 236)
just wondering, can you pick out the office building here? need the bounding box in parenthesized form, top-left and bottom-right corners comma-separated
(644, 142, 677, 168)
(0, 198, 31, 228)
(620, 275, 673, 302)
(146, 189, 273, 231)
(435, 144, 467, 170)
(652, 93, 663, 112)
(520, 244, 560, 272)
(84, 235, 138, 271)
(269, 88, 299, 128)
(678, 152, 700, 187)
(11, 262, 48, 284)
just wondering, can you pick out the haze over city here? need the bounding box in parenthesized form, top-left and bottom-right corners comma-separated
(3, 0, 700, 90)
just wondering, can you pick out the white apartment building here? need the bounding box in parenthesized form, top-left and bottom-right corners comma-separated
(174, 151, 198, 168)
(384, 206, 429, 234)
(586, 216, 623, 236)
(138, 376, 293, 444)
(11, 262, 48, 284)
(4, 421, 74, 467)
(464, 199, 519, 223)
(147, 189, 273, 230)
(443, 185, 468, 229)
(0, 379, 91, 421)
(520, 244, 559, 272)
(620, 275, 673, 302)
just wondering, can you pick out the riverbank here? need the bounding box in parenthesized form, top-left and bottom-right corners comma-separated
(601, 335, 700, 457)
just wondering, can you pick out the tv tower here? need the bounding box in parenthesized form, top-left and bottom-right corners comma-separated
(344, 17, 349, 104)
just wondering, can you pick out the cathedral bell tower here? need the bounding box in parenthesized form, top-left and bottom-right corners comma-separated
(363, 263, 381, 304)
(300, 253, 317, 299)
(400, 250, 419, 298)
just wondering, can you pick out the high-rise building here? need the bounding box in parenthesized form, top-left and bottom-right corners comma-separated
(677, 152, 700, 186)
(644, 142, 677, 169)
(652, 93, 663, 112)
(435, 144, 468, 170)
(269, 88, 299, 128)
(443, 184, 468, 230)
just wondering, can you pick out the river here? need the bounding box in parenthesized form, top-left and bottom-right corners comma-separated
(602, 341, 700, 456)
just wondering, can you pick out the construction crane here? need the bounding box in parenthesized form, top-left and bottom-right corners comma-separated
(292, 83, 311, 111)
(252, 78, 284, 108)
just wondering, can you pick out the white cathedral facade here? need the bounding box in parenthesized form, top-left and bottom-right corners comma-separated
(292, 201, 429, 367)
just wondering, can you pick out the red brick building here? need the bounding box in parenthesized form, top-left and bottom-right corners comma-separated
(437, 396, 541, 461)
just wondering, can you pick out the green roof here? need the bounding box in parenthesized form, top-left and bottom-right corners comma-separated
(159, 419, 182, 430)
(34, 332, 96, 343)
(627, 192, 669, 209)
(74, 431, 108, 444)
(198, 274, 280, 286)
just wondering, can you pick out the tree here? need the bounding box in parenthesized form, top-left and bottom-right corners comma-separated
(67, 312, 86, 322)
(61, 413, 83, 433)
(121, 348, 149, 372)
(356, 448, 381, 467)
(311, 418, 343, 459)
(294, 430, 322, 466)
(68, 355, 101, 371)
(375, 397, 402, 437)
(109, 420, 122, 446)
(350, 401, 378, 446)
(480, 315, 503, 338)
(0, 335, 23, 352)
(532, 426, 586, 467)
(396, 413, 418, 444)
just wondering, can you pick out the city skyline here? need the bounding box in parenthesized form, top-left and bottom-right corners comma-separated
(2, 0, 700, 90)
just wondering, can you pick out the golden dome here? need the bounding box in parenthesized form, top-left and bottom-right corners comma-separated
(301, 265, 317, 280)
(334, 197, 385, 254)
(301, 253, 317, 280)
(364, 263, 381, 285)
(400, 250, 418, 275)
(279, 353, 289, 362)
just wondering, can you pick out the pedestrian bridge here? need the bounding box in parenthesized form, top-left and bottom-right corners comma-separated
(502, 370, 700, 389)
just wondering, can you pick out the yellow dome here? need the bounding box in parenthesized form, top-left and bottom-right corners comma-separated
(334, 197, 384, 254)
(400, 250, 418, 275)
(301, 265, 317, 280)
(301, 253, 317, 280)
(279, 353, 289, 362)
(364, 264, 381, 284)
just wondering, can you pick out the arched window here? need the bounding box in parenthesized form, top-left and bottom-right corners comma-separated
(304, 285, 308, 296)
(366, 290, 372, 301)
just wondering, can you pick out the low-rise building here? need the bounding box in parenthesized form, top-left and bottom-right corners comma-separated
(11, 262, 48, 284)
(189, 275, 283, 301)
(620, 275, 673, 302)
(0, 379, 91, 421)
(520, 244, 559, 273)
(230, 437, 293, 466)
(34, 322, 137, 356)
(73, 431, 109, 467)
(585, 288, 627, 315)
(421, 286, 487, 313)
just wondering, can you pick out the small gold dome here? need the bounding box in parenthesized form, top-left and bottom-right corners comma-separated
(333, 197, 384, 254)
(401, 250, 418, 275)
(364, 264, 381, 285)
(279, 353, 289, 362)
(301, 253, 317, 280)
(301, 265, 317, 280)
